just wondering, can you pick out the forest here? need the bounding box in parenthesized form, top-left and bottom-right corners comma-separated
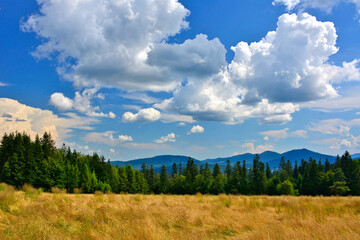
(0, 131, 359, 196)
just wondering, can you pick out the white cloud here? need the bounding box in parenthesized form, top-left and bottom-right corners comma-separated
(261, 128, 308, 140)
(229, 13, 359, 103)
(161, 113, 195, 123)
(120, 92, 161, 104)
(154, 133, 176, 143)
(242, 142, 274, 154)
(110, 148, 115, 153)
(309, 118, 360, 150)
(189, 125, 204, 134)
(0, 82, 8, 87)
(85, 131, 119, 146)
(309, 119, 358, 135)
(21, 0, 192, 91)
(0, 98, 97, 145)
(49, 92, 73, 111)
(65, 142, 95, 154)
(122, 108, 161, 122)
(156, 13, 360, 125)
(273, 0, 301, 11)
(178, 122, 186, 126)
(23, 1, 360, 126)
(118, 135, 133, 142)
(301, 85, 360, 111)
(85, 131, 133, 145)
(50, 88, 115, 118)
(313, 135, 360, 151)
(291, 130, 308, 138)
(273, 0, 360, 14)
(261, 128, 289, 139)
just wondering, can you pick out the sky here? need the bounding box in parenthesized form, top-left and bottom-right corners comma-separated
(1, 0, 360, 161)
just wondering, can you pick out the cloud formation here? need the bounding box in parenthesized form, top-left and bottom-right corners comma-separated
(189, 125, 204, 134)
(154, 133, 176, 143)
(23, 0, 360, 126)
(242, 142, 274, 154)
(85, 131, 133, 145)
(273, 0, 360, 13)
(22, 0, 192, 91)
(261, 128, 308, 140)
(119, 135, 133, 142)
(0, 98, 97, 144)
(156, 13, 359, 124)
(50, 88, 115, 118)
(122, 108, 161, 122)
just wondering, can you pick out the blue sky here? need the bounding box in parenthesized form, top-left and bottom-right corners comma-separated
(1, 0, 360, 160)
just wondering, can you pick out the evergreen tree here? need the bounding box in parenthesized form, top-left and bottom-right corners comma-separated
(160, 164, 169, 193)
(172, 163, 178, 178)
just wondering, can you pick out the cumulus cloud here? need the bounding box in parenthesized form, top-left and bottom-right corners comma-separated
(21, 0, 193, 91)
(119, 135, 133, 142)
(156, 13, 359, 124)
(85, 131, 133, 145)
(154, 133, 176, 143)
(0, 98, 97, 144)
(122, 108, 161, 122)
(229, 13, 359, 103)
(49, 93, 74, 111)
(110, 148, 115, 153)
(242, 142, 274, 154)
(50, 88, 115, 118)
(23, 1, 360, 126)
(273, 0, 360, 14)
(0, 82, 8, 87)
(189, 125, 204, 134)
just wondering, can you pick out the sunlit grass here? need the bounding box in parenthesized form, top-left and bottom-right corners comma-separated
(0, 183, 359, 239)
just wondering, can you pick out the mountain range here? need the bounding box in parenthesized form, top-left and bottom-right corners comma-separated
(111, 149, 359, 173)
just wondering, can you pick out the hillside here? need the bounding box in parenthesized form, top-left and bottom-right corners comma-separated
(112, 148, 338, 171)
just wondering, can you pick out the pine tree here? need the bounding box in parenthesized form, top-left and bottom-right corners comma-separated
(172, 163, 178, 177)
(213, 163, 222, 178)
(160, 164, 169, 193)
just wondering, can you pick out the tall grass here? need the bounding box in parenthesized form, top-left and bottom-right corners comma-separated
(0, 184, 359, 239)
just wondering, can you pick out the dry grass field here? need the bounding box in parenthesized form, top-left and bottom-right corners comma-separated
(0, 183, 360, 240)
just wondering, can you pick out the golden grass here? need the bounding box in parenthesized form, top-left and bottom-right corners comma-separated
(0, 184, 360, 240)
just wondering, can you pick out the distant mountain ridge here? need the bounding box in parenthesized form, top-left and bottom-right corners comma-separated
(111, 148, 348, 172)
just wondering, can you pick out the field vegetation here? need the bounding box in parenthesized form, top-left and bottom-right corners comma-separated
(0, 183, 360, 240)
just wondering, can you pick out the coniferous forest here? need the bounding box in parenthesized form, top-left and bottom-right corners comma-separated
(1, 131, 360, 196)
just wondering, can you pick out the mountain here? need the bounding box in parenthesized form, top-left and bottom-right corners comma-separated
(205, 151, 280, 165)
(111, 155, 201, 170)
(266, 148, 336, 168)
(352, 153, 360, 159)
(111, 148, 339, 172)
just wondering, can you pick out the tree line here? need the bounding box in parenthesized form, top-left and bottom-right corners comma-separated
(0, 131, 359, 195)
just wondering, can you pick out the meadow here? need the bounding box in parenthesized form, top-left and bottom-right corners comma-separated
(0, 183, 360, 240)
